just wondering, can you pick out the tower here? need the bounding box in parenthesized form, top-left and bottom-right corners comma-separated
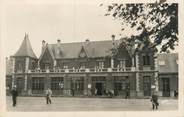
(12, 33, 37, 95)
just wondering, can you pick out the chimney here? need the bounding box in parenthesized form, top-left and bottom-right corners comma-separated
(57, 39, 61, 44)
(42, 40, 46, 53)
(85, 39, 90, 45)
(111, 35, 115, 45)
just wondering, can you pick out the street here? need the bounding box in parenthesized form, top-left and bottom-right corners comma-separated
(6, 96, 178, 111)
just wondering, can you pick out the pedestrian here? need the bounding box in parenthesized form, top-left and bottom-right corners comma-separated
(174, 90, 178, 98)
(125, 86, 130, 99)
(95, 88, 97, 96)
(150, 92, 159, 110)
(71, 88, 75, 97)
(45, 88, 52, 104)
(11, 85, 18, 107)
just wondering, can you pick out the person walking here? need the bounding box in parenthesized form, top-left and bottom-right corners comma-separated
(11, 86, 18, 107)
(125, 86, 130, 99)
(45, 88, 52, 104)
(151, 92, 159, 110)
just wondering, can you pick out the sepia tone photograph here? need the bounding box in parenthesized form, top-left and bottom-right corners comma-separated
(1, 0, 183, 116)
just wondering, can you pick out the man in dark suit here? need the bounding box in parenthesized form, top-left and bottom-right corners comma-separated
(11, 86, 18, 107)
(151, 93, 159, 110)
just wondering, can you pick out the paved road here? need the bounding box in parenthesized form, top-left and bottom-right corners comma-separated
(6, 96, 178, 111)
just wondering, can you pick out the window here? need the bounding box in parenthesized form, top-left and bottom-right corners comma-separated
(71, 77, 84, 90)
(80, 62, 86, 69)
(63, 64, 68, 69)
(17, 61, 23, 72)
(159, 60, 165, 65)
(99, 61, 104, 69)
(51, 77, 64, 90)
(119, 60, 126, 68)
(32, 77, 44, 90)
(143, 55, 150, 65)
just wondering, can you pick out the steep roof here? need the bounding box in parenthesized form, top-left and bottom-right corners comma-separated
(14, 34, 37, 59)
(157, 53, 178, 73)
(40, 40, 125, 59)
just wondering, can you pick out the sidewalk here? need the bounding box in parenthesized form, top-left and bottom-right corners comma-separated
(6, 96, 178, 111)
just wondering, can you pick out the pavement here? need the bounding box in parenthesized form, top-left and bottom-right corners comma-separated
(6, 96, 178, 111)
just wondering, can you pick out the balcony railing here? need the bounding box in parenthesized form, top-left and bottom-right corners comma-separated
(28, 67, 135, 73)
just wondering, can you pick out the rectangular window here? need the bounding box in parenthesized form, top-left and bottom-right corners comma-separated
(51, 77, 64, 90)
(143, 55, 150, 65)
(119, 60, 126, 68)
(159, 60, 165, 65)
(71, 77, 84, 90)
(80, 62, 86, 69)
(32, 77, 44, 90)
(99, 61, 104, 69)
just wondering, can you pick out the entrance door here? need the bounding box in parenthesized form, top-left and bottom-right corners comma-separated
(71, 77, 84, 96)
(143, 76, 151, 96)
(51, 77, 64, 95)
(96, 83, 103, 95)
(162, 78, 170, 97)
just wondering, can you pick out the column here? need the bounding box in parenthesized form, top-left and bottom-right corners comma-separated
(64, 75, 71, 96)
(111, 58, 114, 68)
(135, 52, 141, 96)
(11, 58, 15, 88)
(54, 60, 57, 67)
(106, 73, 114, 94)
(154, 53, 159, 93)
(131, 57, 135, 71)
(27, 75, 32, 96)
(24, 57, 29, 91)
(84, 74, 88, 96)
(44, 74, 51, 90)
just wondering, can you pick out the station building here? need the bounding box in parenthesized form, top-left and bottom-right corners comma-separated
(6, 34, 160, 97)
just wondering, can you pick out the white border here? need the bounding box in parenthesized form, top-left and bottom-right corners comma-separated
(0, 0, 183, 117)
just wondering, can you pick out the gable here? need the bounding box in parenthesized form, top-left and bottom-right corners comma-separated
(39, 47, 54, 63)
(116, 45, 131, 60)
(78, 46, 88, 58)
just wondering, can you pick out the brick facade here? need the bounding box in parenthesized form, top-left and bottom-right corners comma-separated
(7, 34, 160, 98)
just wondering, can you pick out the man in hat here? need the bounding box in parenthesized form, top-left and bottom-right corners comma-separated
(11, 85, 18, 107)
(151, 91, 159, 110)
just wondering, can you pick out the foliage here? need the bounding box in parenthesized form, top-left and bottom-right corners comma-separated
(104, 3, 178, 53)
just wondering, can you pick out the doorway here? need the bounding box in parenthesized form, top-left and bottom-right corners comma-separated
(162, 78, 170, 97)
(95, 83, 103, 95)
(143, 76, 151, 96)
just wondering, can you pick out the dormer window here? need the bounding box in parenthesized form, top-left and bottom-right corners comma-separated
(143, 55, 150, 65)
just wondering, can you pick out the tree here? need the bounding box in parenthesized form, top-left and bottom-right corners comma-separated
(103, 3, 178, 53)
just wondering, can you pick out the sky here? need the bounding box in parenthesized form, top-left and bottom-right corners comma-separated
(2, 0, 134, 57)
(2, 0, 178, 57)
